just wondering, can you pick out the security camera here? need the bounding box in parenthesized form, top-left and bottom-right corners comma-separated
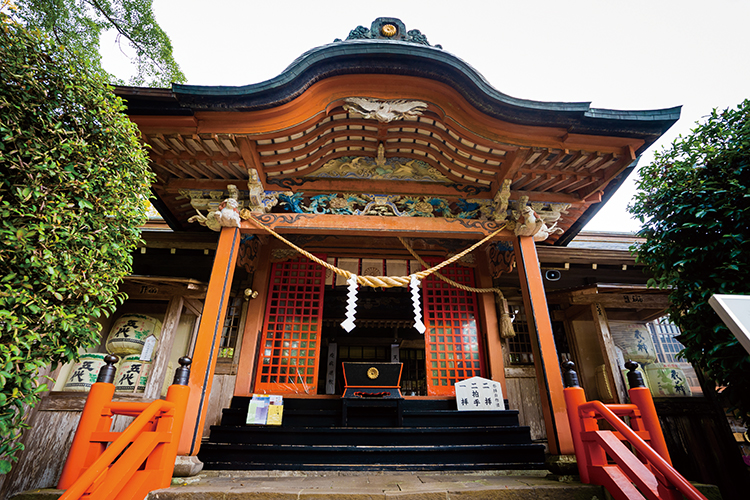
(545, 269, 561, 281)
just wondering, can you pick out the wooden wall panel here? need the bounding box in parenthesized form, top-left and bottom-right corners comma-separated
(203, 374, 237, 439)
(505, 366, 547, 442)
(0, 410, 80, 498)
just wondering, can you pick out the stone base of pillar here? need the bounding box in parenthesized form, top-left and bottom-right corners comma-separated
(173, 455, 204, 477)
(546, 454, 578, 475)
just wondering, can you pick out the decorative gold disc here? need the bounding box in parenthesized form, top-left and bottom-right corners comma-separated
(381, 24, 397, 37)
(367, 367, 380, 379)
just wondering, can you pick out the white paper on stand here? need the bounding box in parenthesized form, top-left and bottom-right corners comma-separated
(455, 377, 505, 411)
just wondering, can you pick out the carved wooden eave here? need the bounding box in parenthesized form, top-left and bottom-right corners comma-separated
(120, 276, 208, 301)
(241, 212, 509, 240)
(548, 283, 671, 323)
(117, 18, 679, 245)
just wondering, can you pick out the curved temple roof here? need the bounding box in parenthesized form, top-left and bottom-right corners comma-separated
(119, 17, 680, 244)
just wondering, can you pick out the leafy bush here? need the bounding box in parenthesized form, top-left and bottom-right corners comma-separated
(0, 15, 153, 472)
(630, 100, 750, 424)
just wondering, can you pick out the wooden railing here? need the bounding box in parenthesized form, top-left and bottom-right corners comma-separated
(562, 360, 708, 500)
(56, 355, 192, 500)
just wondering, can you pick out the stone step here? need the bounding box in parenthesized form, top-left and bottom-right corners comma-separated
(199, 443, 547, 470)
(151, 471, 605, 499)
(206, 425, 535, 446)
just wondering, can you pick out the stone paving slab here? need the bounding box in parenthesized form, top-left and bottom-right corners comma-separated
(146, 471, 605, 500)
(9, 471, 723, 500)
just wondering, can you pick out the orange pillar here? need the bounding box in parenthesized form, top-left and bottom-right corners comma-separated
(178, 226, 240, 455)
(515, 235, 574, 455)
(234, 243, 273, 396)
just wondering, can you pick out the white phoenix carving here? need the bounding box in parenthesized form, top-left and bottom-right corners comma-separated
(343, 97, 428, 123)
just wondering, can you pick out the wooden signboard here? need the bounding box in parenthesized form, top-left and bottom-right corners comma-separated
(455, 377, 505, 411)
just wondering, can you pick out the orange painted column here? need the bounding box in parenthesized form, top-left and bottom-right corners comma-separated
(515, 235, 574, 455)
(178, 226, 240, 455)
(234, 243, 274, 397)
(475, 250, 507, 397)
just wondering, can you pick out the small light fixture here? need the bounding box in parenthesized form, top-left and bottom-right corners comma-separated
(244, 288, 258, 300)
(622, 264, 628, 271)
(592, 263, 598, 270)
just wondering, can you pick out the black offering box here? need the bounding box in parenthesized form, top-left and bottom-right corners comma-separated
(342, 362, 403, 399)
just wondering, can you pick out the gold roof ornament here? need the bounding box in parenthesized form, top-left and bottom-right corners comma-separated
(381, 24, 397, 37)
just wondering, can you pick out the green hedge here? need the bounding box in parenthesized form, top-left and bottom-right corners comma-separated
(0, 15, 153, 472)
(630, 100, 750, 425)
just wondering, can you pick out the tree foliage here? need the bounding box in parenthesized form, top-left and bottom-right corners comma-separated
(0, 15, 154, 472)
(629, 100, 750, 424)
(9, 0, 185, 87)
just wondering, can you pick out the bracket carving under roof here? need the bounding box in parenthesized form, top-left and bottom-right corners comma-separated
(186, 184, 241, 231)
(184, 178, 286, 232)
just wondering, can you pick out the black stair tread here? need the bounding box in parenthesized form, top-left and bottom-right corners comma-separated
(202, 443, 543, 450)
(200, 463, 548, 471)
(211, 398, 542, 472)
(209, 425, 532, 433)
(222, 408, 519, 414)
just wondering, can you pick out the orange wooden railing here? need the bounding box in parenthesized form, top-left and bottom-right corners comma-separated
(57, 355, 192, 500)
(562, 360, 708, 500)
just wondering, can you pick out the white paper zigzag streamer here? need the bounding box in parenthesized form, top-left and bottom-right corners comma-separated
(340, 275, 358, 332)
(411, 275, 426, 334)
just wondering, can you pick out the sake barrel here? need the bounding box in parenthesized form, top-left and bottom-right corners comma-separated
(106, 314, 161, 355)
(63, 353, 109, 392)
(114, 355, 152, 393)
(645, 363, 692, 397)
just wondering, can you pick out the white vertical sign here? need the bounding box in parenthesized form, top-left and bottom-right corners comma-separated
(390, 344, 400, 363)
(325, 342, 337, 395)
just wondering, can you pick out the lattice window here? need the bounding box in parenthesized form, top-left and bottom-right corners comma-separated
(338, 345, 388, 361)
(400, 348, 426, 396)
(507, 308, 534, 364)
(254, 257, 326, 395)
(218, 296, 243, 360)
(422, 261, 484, 395)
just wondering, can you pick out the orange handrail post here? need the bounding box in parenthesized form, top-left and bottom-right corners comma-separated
(56, 355, 193, 500)
(57, 355, 119, 489)
(562, 360, 591, 483)
(561, 360, 707, 500)
(147, 373, 191, 487)
(625, 360, 672, 465)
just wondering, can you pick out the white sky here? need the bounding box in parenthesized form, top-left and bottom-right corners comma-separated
(102, 0, 750, 233)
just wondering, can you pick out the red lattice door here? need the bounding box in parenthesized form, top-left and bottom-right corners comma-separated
(254, 256, 326, 395)
(422, 260, 485, 396)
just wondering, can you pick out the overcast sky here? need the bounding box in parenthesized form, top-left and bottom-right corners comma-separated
(103, 0, 750, 233)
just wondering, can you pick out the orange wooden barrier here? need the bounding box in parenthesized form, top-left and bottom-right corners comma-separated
(562, 360, 707, 500)
(57, 355, 192, 500)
